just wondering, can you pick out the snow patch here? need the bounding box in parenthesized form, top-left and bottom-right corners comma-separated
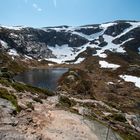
(74, 58, 85, 64)
(1, 25, 24, 30)
(47, 44, 89, 64)
(48, 63, 54, 66)
(107, 82, 115, 85)
(120, 75, 140, 88)
(72, 30, 104, 41)
(10, 33, 18, 38)
(99, 60, 120, 69)
(0, 40, 9, 49)
(24, 55, 33, 60)
(8, 49, 19, 56)
(100, 22, 117, 29)
(138, 47, 140, 54)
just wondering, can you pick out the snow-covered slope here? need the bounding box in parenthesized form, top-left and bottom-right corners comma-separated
(0, 20, 140, 63)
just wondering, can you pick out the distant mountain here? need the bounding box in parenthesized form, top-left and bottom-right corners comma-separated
(0, 20, 140, 63)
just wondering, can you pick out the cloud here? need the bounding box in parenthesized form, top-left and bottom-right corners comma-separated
(33, 3, 42, 12)
(53, 0, 57, 8)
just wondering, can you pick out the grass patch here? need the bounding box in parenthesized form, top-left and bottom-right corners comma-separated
(0, 78, 11, 87)
(11, 82, 54, 96)
(0, 87, 20, 112)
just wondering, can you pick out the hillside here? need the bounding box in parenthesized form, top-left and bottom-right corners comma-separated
(0, 20, 140, 140)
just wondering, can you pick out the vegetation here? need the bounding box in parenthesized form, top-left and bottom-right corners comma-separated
(11, 82, 54, 96)
(0, 52, 27, 74)
(0, 87, 20, 112)
(0, 77, 54, 96)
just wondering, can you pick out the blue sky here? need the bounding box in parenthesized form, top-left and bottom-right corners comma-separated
(0, 0, 140, 27)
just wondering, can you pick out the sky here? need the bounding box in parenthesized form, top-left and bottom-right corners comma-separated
(0, 0, 140, 27)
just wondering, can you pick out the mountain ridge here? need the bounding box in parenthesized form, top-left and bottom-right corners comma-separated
(0, 20, 140, 64)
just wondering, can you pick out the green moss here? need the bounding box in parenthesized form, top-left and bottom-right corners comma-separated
(0, 87, 20, 112)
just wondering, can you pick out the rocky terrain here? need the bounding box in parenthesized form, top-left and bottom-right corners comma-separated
(0, 20, 140, 140)
(0, 20, 140, 63)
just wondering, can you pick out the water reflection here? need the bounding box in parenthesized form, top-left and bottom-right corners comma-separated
(14, 68, 68, 91)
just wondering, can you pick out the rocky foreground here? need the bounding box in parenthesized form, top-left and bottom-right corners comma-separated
(0, 82, 122, 140)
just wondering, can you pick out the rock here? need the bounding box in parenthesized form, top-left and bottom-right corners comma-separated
(1, 67, 8, 72)
(104, 22, 132, 37)
(18, 101, 27, 110)
(67, 75, 75, 82)
(26, 108, 32, 112)
(75, 25, 103, 35)
(125, 114, 140, 132)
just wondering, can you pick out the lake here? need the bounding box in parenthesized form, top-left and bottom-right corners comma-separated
(14, 68, 68, 91)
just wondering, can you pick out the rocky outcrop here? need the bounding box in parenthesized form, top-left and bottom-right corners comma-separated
(75, 25, 103, 35)
(104, 22, 132, 37)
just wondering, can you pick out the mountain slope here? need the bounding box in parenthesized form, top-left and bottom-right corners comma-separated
(0, 20, 140, 140)
(0, 20, 140, 64)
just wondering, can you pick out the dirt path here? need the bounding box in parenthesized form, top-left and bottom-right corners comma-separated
(31, 96, 122, 140)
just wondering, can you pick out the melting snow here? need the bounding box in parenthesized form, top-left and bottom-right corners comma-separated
(24, 55, 32, 60)
(138, 47, 140, 54)
(0, 40, 9, 49)
(72, 30, 104, 41)
(107, 82, 115, 85)
(103, 35, 126, 53)
(10, 33, 18, 38)
(120, 75, 140, 88)
(48, 63, 54, 66)
(99, 60, 120, 69)
(47, 44, 89, 64)
(0, 25, 23, 30)
(100, 22, 117, 29)
(73, 58, 85, 64)
(8, 49, 19, 56)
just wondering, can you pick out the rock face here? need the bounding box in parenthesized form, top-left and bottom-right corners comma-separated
(104, 22, 132, 37)
(0, 20, 140, 63)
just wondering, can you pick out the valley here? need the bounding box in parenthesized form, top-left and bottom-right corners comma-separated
(0, 20, 140, 140)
